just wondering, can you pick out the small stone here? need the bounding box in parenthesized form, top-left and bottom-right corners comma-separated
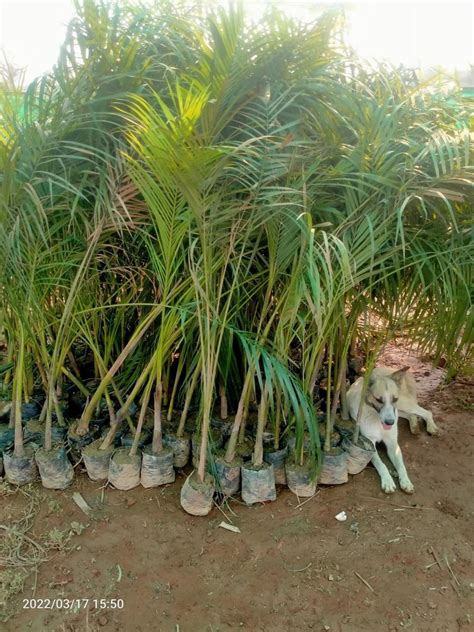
(428, 602, 437, 609)
(98, 616, 108, 626)
(126, 497, 137, 508)
(328, 574, 334, 581)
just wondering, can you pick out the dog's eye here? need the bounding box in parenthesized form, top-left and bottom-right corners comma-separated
(375, 397, 383, 404)
(393, 397, 398, 403)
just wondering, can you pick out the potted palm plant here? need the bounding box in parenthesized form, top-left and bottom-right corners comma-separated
(241, 383, 276, 504)
(140, 376, 175, 488)
(317, 340, 349, 486)
(3, 326, 38, 485)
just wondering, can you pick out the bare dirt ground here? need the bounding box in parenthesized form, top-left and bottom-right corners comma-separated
(1, 346, 473, 632)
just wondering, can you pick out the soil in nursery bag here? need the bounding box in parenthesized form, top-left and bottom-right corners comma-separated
(180, 471, 215, 516)
(263, 444, 288, 485)
(3, 447, 38, 485)
(285, 459, 317, 497)
(318, 447, 348, 485)
(140, 446, 175, 488)
(163, 432, 191, 468)
(82, 439, 114, 481)
(0, 424, 14, 451)
(234, 437, 254, 462)
(241, 462, 277, 505)
(35, 446, 74, 489)
(334, 417, 356, 439)
(108, 448, 141, 490)
(214, 455, 242, 497)
(67, 422, 101, 462)
(342, 433, 375, 475)
(318, 424, 342, 448)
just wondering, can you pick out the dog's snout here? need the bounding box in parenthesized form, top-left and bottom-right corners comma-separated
(384, 418, 395, 426)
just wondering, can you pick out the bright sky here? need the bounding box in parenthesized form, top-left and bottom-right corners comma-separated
(0, 0, 472, 85)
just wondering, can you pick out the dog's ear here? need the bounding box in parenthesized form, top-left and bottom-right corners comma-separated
(390, 366, 410, 385)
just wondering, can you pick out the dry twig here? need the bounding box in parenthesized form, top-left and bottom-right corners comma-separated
(354, 571, 376, 593)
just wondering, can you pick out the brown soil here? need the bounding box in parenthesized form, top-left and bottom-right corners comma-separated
(1, 352, 473, 632)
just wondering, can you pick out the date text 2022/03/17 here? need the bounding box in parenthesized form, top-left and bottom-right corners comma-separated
(22, 598, 125, 610)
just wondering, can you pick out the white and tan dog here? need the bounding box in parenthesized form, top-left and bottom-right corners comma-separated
(347, 367, 438, 494)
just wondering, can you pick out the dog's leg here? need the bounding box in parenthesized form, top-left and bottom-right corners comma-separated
(408, 414, 420, 435)
(399, 403, 438, 435)
(386, 440, 414, 494)
(409, 404, 438, 435)
(397, 411, 420, 435)
(371, 450, 397, 494)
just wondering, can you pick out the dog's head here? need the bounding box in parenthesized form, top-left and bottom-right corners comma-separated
(366, 367, 409, 430)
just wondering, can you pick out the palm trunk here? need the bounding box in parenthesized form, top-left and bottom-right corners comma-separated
(52, 390, 65, 427)
(330, 356, 346, 425)
(197, 410, 210, 483)
(152, 380, 163, 453)
(39, 397, 47, 423)
(308, 345, 325, 397)
(299, 413, 305, 466)
(77, 308, 161, 435)
(340, 369, 349, 421)
(112, 355, 155, 432)
(100, 419, 120, 450)
(13, 333, 25, 457)
(225, 369, 252, 463)
(176, 360, 201, 437)
(324, 342, 333, 453)
(99, 390, 119, 450)
(252, 385, 269, 466)
(167, 352, 185, 422)
(219, 383, 228, 419)
(44, 393, 53, 452)
(129, 383, 152, 457)
(237, 392, 251, 443)
(274, 393, 281, 451)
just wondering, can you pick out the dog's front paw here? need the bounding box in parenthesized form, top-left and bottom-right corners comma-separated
(400, 477, 415, 494)
(426, 422, 439, 436)
(381, 476, 397, 494)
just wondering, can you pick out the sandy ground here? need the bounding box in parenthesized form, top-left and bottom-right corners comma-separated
(1, 349, 473, 632)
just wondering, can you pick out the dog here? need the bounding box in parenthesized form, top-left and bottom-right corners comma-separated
(346, 366, 438, 494)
